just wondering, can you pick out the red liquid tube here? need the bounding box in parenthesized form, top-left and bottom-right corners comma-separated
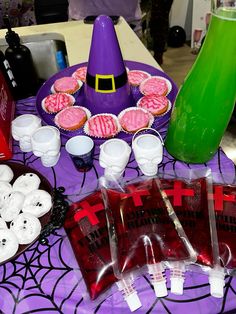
(143, 234, 167, 297)
(207, 179, 225, 298)
(161, 192, 185, 296)
(156, 180, 196, 295)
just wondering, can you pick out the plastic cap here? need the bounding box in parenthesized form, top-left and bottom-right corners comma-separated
(124, 292, 142, 312)
(170, 277, 184, 295)
(209, 276, 224, 298)
(153, 280, 168, 298)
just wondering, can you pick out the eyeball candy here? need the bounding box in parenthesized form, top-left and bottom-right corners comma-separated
(0, 229, 19, 263)
(1, 191, 25, 222)
(22, 190, 52, 218)
(0, 165, 14, 183)
(10, 213, 41, 245)
(13, 173, 41, 195)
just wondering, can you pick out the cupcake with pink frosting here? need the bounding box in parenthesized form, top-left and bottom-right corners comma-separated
(42, 93, 75, 114)
(128, 70, 151, 86)
(84, 114, 120, 138)
(54, 106, 91, 131)
(137, 95, 170, 116)
(51, 76, 83, 95)
(72, 66, 87, 82)
(139, 76, 172, 96)
(118, 107, 154, 134)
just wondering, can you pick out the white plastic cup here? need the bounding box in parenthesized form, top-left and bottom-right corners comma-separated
(65, 135, 95, 172)
(31, 126, 61, 167)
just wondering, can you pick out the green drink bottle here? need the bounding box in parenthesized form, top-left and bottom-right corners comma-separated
(165, 2, 236, 163)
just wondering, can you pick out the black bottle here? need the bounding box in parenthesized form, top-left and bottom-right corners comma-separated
(0, 50, 18, 99)
(4, 16, 39, 99)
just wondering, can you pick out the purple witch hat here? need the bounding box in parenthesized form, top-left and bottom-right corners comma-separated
(84, 15, 133, 115)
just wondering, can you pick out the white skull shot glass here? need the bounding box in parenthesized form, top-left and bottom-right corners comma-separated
(132, 128, 164, 176)
(31, 126, 61, 167)
(99, 139, 131, 180)
(11, 114, 42, 152)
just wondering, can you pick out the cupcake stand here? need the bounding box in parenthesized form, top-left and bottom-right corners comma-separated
(1, 16, 236, 314)
(36, 60, 177, 142)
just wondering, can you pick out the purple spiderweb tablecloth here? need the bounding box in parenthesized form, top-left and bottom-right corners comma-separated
(1, 97, 236, 314)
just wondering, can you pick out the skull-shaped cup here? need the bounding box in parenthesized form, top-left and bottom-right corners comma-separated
(99, 139, 131, 179)
(31, 126, 61, 167)
(132, 128, 164, 176)
(11, 114, 42, 152)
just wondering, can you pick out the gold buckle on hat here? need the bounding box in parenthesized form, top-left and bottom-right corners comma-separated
(95, 74, 116, 93)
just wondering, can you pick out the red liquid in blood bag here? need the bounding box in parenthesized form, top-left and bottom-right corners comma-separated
(210, 184, 236, 269)
(160, 177, 214, 267)
(64, 191, 116, 300)
(105, 178, 191, 274)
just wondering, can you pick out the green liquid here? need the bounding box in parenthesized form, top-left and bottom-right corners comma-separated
(165, 9, 236, 163)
